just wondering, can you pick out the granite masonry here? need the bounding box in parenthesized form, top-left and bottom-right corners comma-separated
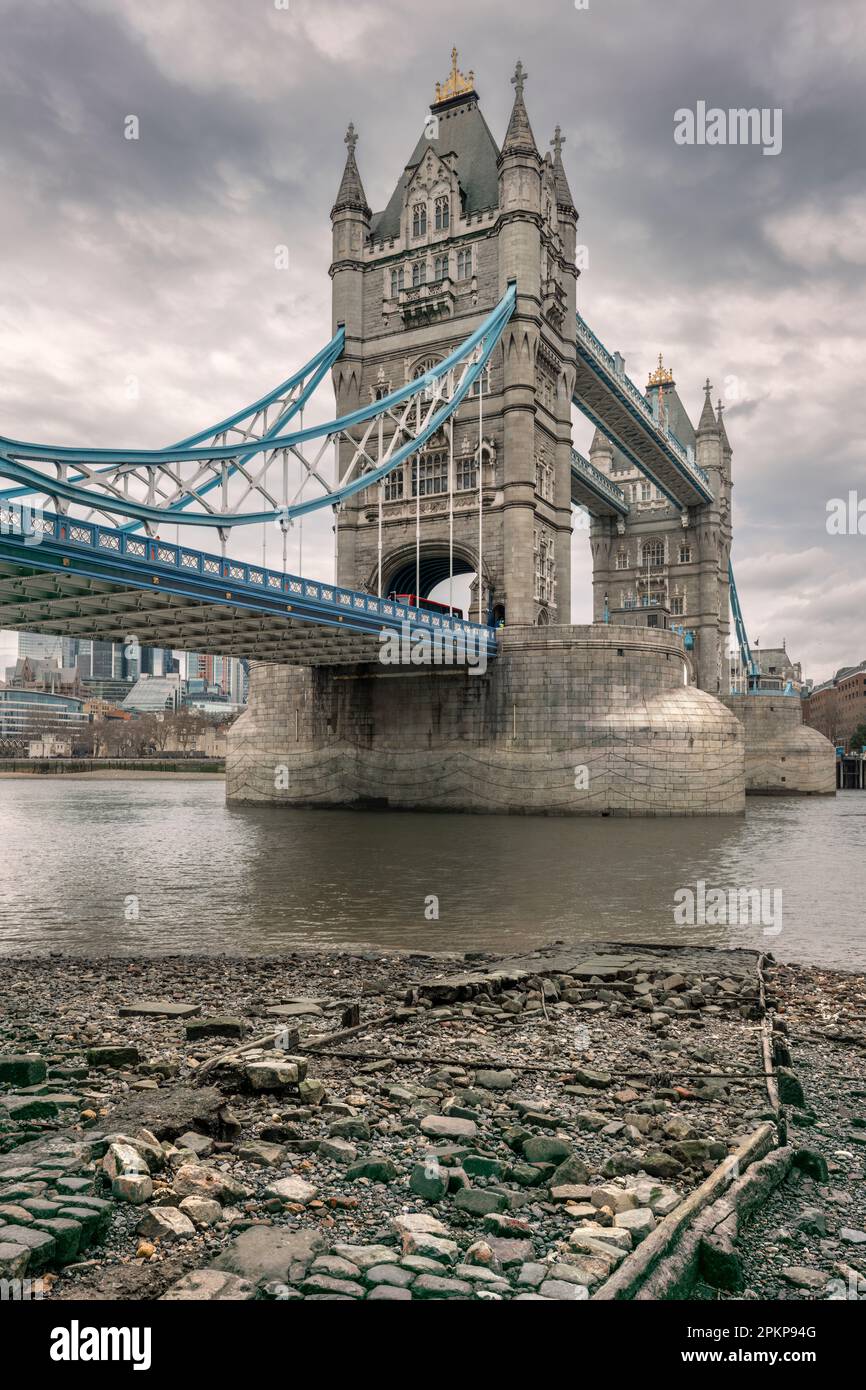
(227, 624, 745, 816)
(724, 695, 836, 797)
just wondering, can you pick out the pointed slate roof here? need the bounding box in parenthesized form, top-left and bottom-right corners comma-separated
(331, 122, 371, 220)
(589, 427, 612, 455)
(501, 59, 539, 158)
(717, 399, 732, 451)
(652, 386, 697, 451)
(550, 126, 575, 210)
(644, 357, 696, 451)
(697, 378, 719, 434)
(371, 94, 500, 241)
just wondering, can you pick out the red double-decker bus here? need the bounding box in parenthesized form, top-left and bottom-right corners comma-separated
(388, 591, 464, 619)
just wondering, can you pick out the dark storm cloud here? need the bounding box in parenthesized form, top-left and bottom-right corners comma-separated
(0, 0, 864, 679)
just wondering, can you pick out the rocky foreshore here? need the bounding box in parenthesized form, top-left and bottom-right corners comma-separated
(0, 943, 863, 1302)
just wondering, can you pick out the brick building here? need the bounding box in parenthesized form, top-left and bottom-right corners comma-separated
(805, 660, 866, 749)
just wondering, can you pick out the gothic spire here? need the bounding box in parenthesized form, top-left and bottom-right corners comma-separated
(550, 125, 575, 210)
(716, 398, 732, 451)
(501, 60, 539, 158)
(697, 377, 718, 433)
(589, 426, 612, 456)
(330, 122, 371, 220)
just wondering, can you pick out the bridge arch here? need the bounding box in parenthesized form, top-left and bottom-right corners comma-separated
(367, 540, 494, 616)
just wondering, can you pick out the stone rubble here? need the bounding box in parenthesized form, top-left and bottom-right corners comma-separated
(0, 943, 860, 1301)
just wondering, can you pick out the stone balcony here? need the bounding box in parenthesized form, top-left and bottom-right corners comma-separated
(397, 278, 455, 325)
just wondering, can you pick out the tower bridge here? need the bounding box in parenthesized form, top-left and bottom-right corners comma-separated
(0, 51, 835, 811)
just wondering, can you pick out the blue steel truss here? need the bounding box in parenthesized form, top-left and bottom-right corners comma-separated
(0, 330, 345, 519)
(0, 287, 516, 532)
(728, 559, 759, 687)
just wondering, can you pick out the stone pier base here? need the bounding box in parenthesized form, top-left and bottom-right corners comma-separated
(723, 693, 836, 796)
(226, 624, 744, 817)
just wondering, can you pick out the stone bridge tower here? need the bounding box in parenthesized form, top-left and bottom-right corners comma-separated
(588, 363, 733, 695)
(329, 51, 577, 627)
(226, 52, 750, 817)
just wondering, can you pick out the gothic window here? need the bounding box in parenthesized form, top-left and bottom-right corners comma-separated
(642, 540, 665, 567)
(412, 260, 427, 288)
(471, 362, 492, 398)
(615, 550, 628, 571)
(678, 544, 692, 563)
(412, 203, 427, 237)
(412, 451, 448, 497)
(434, 196, 450, 231)
(456, 448, 476, 492)
(457, 248, 472, 279)
(533, 525, 556, 606)
(640, 481, 651, 502)
(385, 469, 404, 502)
(672, 592, 686, 616)
(535, 451, 554, 503)
(390, 267, 404, 297)
(537, 372, 554, 411)
(433, 254, 449, 282)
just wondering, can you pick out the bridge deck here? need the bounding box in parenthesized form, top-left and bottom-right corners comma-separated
(0, 509, 497, 667)
(573, 314, 713, 509)
(570, 449, 628, 517)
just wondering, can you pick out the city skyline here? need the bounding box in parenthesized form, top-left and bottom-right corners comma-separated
(0, 0, 863, 680)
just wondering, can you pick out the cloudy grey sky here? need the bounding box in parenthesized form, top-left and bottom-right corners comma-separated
(0, 0, 864, 680)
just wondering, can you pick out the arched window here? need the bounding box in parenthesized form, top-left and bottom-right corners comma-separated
(433, 254, 449, 282)
(456, 248, 472, 279)
(389, 267, 404, 298)
(411, 450, 448, 497)
(471, 361, 492, 398)
(533, 525, 556, 606)
(412, 261, 427, 288)
(411, 355, 443, 386)
(641, 541, 665, 567)
(535, 451, 554, 502)
(615, 550, 628, 570)
(384, 469, 404, 502)
(412, 203, 427, 237)
(434, 196, 450, 231)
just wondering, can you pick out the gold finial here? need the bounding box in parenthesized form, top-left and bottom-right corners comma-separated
(434, 47, 475, 106)
(648, 352, 675, 388)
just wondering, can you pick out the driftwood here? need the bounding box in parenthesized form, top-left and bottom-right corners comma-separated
(298, 1042, 777, 1080)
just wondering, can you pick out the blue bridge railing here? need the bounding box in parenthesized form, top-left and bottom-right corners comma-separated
(570, 448, 628, 512)
(0, 506, 498, 655)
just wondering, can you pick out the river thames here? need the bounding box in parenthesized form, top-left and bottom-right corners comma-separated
(0, 778, 862, 968)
